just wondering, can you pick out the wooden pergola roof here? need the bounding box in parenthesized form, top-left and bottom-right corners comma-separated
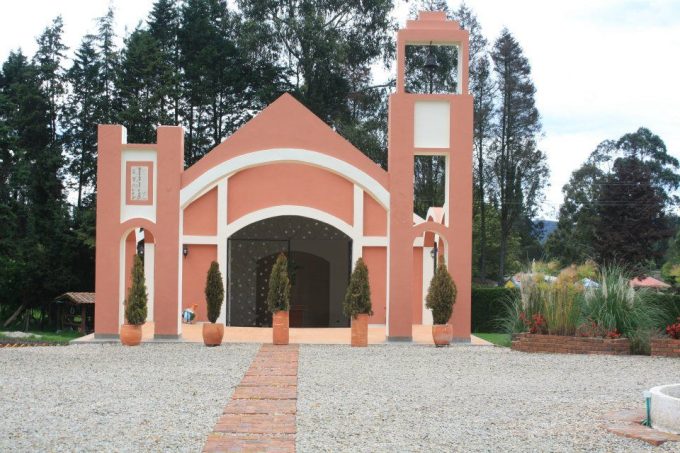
(54, 292, 96, 305)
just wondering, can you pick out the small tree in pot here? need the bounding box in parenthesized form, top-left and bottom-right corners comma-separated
(121, 255, 147, 346)
(267, 253, 291, 345)
(203, 261, 225, 346)
(344, 258, 372, 347)
(426, 261, 457, 347)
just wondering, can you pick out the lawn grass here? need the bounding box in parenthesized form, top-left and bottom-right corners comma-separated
(475, 333, 511, 347)
(0, 330, 82, 344)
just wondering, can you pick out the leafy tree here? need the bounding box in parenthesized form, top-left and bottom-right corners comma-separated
(426, 262, 457, 324)
(266, 253, 291, 313)
(593, 157, 672, 268)
(343, 258, 372, 318)
(548, 128, 678, 268)
(125, 255, 148, 325)
(205, 261, 225, 323)
(490, 29, 548, 280)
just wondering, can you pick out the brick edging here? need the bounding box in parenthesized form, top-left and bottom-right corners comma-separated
(650, 338, 680, 357)
(512, 333, 630, 355)
(203, 344, 299, 452)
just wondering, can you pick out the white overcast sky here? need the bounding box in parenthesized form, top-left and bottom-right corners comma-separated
(1, 0, 679, 219)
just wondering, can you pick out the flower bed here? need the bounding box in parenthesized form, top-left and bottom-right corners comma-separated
(650, 338, 680, 358)
(511, 333, 630, 355)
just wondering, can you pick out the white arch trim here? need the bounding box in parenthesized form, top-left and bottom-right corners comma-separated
(180, 148, 390, 209)
(225, 205, 357, 241)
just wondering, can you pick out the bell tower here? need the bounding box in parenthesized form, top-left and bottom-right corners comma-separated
(387, 11, 473, 341)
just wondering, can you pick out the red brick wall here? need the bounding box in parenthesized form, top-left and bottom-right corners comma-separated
(651, 338, 680, 357)
(512, 333, 630, 355)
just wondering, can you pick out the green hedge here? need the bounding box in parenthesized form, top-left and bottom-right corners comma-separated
(472, 287, 519, 333)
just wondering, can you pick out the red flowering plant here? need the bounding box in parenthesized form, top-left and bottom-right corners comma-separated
(519, 312, 546, 334)
(576, 319, 621, 339)
(666, 317, 680, 340)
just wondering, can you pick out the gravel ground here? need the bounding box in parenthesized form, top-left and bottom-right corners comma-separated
(297, 344, 680, 452)
(0, 343, 258, 452)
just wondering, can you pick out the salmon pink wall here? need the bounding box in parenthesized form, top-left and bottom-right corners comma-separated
(183, 187, 217, 236)
(227, 163, 354, 225)
(181, 244, 217, 322)
(363, 247, 387, 324)
(412, 247, 423, 324)
(363, 192, 387, 236)
(124, 232, 136, 302)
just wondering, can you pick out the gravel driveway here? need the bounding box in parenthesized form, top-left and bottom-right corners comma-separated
(297, 344, 680, 452)
(0, 343, 258, 452)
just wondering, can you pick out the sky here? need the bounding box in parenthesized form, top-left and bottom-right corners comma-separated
(1, 0, 679, 219)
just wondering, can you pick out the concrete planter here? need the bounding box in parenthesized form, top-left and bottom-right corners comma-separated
(651, 384, 680, 434)
(512, 333, 630, 355)
(651, 338, 680, 357)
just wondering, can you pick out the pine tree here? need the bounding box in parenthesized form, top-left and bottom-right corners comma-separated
(426, 262, 457, 325)
(205, 261, 225, 323)
(343, 258, 372, 318)
(148, 0, 182, 125)
(95, 7, 120, 123)
(490, 29, 547, 280)
(125, 255, 148, 325)
(266, 253, 290, 313)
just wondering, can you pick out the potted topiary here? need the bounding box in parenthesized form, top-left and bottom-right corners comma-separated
(202, 261, 225, 346)
(343, 258, 372, 347)
(121, 255, 147, 346)
(267, 253, 291, 345)
(426, 261, 457, 347)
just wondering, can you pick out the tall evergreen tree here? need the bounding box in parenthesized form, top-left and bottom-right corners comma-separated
(490, 29, 547, 280)
(547, 128, 679, 267)
(593, 157, 671, 268)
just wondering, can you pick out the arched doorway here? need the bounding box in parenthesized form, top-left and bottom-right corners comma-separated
(227, 215, 352, 327)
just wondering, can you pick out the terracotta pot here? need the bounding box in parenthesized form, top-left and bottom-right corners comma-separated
(351, 313, 369, 347)
(432, 324, 452, 347)
(272, 311, 289, 345)
(202, 323, 224, 347)
(120, 324, 142, 346)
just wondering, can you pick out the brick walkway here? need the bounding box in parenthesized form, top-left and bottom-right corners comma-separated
(203, 344, 299, 452)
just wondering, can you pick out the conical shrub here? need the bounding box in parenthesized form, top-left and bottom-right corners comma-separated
(343, 258, 372, 319)
(426, 262, 457, 325)
(205, 261, 224, 323)
(125, 254, 148, 325)
(266, 253, 291, 313)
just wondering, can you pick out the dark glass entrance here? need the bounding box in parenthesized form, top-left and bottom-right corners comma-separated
(227, 216, 351, 327)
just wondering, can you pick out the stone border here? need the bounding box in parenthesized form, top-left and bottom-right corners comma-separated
(651, 338, 680, 357)
(203, 344, 299, 452)
(0, 340, 66, 348)
(603, 409, 680, 446)
(512, 333, 630, 355)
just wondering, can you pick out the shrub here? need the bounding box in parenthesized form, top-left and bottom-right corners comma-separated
(426, 263, 457, 325)
(471, 287, 517, 332)
(125, 255, 147, 325)
(205, 261, 224, 323)
(343, 258, 372, 319)
(266, 253, 290, 313)
(646, 292, 680, 327)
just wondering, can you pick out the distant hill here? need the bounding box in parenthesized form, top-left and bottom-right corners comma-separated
(534, 220, 558, 244)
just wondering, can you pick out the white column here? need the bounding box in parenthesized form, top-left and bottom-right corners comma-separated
(352, 184, 364, 266)
(144, 242, 155, 322)
(217, 179, 228, 324)
(422, 245, 434, 325)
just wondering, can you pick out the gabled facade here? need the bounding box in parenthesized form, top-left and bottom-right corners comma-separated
(94, 11, 472, 342)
